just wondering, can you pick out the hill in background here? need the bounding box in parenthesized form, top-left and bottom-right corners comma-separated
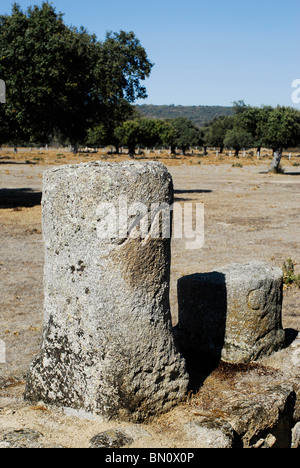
(136, 104, 234, 127)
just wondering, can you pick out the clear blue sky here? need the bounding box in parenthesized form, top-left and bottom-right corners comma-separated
(1, 0, 299, 107)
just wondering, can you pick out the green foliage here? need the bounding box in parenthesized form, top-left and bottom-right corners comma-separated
(97, 31, 153, 104)
(113, 116, 202, 156)
(233, 102, 272, 150)
(0, 2, 97, 145)
(167, 117, 203, 154)
(224, 127, 254, 156)
(282, 258, 300, 288)
(114, 120, 142, 156)
(232, 103, 300, 169)
(203, 103, 300, 164)
(154, 120, 176, 148)
(138, 118, 175, 149)
(0, 3, 153, 147)
(204, 115, 234, 151)
(114, 117, 177, 156)
(86, 125, 107, 147)
(260, 106, 300, 151)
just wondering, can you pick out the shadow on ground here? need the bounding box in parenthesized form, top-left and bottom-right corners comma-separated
(174, 189, 212, 202)
(0, 188, 42, 208)
(175, 189, 212, 194)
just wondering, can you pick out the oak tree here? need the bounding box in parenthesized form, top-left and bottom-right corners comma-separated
(0, 3, 153, 151)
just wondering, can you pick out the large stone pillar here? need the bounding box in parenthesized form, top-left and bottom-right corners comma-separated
(25, 161, 188, 422)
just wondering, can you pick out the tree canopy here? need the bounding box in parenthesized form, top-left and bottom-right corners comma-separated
(204, 115, 233, 153)
(223, 128, 254, 156)
(167, 117, 203, 154)
(113, 118, 176, 156)
(232, 103, 300, 170)
(0, 2, 153, 150)
(204, 102, 300, 170)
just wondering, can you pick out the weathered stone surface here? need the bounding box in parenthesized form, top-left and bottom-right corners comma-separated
(291, 422, 300, 448)
(1, 429, 44, 448)
(184, 417, 238, 448)
(191, 362, 298, 448)
(260, 333, 300, 423)
(90, 429, 134, 448)
(24, 161, 188, 422)
(228, 380, 295, 448)
(176, 261, 285, 364)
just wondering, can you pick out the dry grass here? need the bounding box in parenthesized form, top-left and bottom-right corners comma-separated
(182, 361, 277, 419)
(0, 147, 300, 168)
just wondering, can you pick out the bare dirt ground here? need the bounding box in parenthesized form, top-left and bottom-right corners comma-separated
(0, 148, 299, 447)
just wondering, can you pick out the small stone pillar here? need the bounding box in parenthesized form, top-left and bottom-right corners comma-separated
(175, 261, 285, 364)
(25, 161, 188, 422)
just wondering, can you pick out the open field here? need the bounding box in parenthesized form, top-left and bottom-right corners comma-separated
(0, 149, 299, 447)
(1, 145, 300, 167)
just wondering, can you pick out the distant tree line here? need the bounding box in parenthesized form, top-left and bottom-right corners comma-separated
(90, 101, 300, 172)
(136, 104, 234, 128)
(203, 101, 300, 172)
(87, 116, 203, 157)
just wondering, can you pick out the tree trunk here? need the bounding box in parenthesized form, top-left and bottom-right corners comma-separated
(72, 142, 78, 155)
(269, 149, 283, 173)
(128, 144, 135, 158)
(235, 148, 240, 157)
(203, 146, 208, 155)
(170, 145, 176, 156)
(219, 146, 224, 154)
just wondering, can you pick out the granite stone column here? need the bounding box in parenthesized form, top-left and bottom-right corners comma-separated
(25, 161, 188, 422)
